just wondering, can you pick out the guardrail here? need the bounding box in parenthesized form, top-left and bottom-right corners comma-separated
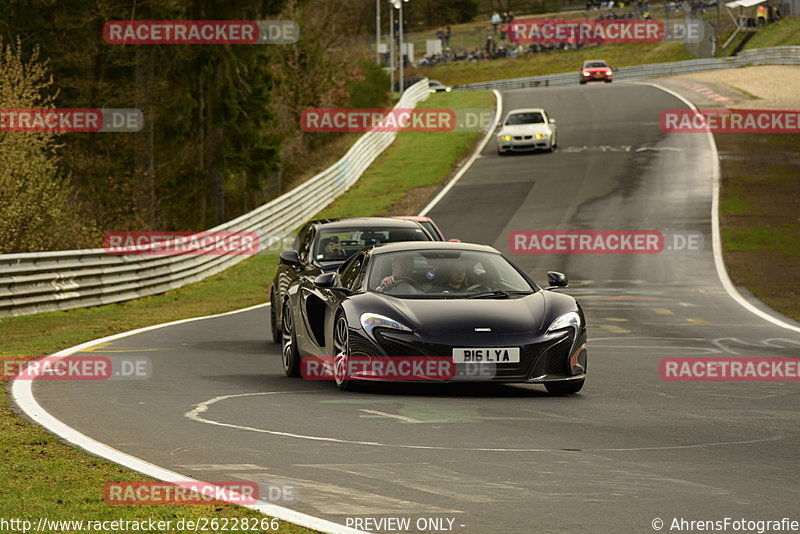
(452, 46, 800, 91)
(0, 79, 432, 318)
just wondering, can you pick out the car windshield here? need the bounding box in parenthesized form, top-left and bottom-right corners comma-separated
(315, 226, 429, 263)
(506, 112, 544, 125)
(367, 250, 535, 298)
(585, 62, 608, 68)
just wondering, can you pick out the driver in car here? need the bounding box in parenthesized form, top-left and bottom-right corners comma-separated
(319, 236, 346, 260)
(377, 255, 418, 294)
(433, 260, 470, 293)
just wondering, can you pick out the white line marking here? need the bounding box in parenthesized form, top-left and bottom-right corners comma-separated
(11, 303, 367, 534)
(359, 409, 422, 423)
(185, 391, 783, 453)
(418, 89, 503, 216)
(643, 82, 800, 335)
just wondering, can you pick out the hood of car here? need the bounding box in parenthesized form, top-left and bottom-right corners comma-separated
(498, 123, 551, 136)
(386, 292, 549, 335)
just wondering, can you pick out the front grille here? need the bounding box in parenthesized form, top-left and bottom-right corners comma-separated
(513, 135, 533, 140)
(544, 335, 573, 375)
(375, 331, 426, 357)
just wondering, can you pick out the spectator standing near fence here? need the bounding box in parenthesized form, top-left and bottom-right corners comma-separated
(491, 11, 500, 32)
(445, 25, 451, 47)
(756, 4, 767, 26)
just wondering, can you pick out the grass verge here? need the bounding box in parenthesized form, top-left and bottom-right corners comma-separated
(0, 90, 493, 532)
(718, 133, 800, 321)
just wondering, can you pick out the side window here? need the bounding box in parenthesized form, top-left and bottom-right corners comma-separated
(339, 255, 365, 290)
(297, 226, 315, 263)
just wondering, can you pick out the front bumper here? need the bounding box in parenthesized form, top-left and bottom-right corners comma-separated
(581, 73, 612, 82)
(497, 137, 552, 153)
(346, 327, 588, 383)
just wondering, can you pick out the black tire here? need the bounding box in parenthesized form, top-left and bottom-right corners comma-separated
(545, 379, 584, 395)
(281, 302, 301, 377)
(333, 313, 355, 391)
(270, 291, 281, 344)
(579, 81, 586, 85)
(604, 79, 612, 83)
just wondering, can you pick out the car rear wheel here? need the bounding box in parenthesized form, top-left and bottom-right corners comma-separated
(270, 291, 281, 344)
(545, 378, 584, 395)
(281, 302, 301, 377)
(333, 313, 355, 391)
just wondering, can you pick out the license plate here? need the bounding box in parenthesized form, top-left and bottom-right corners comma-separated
(452, 348, 520, 363)
(594, 74, 603, 78)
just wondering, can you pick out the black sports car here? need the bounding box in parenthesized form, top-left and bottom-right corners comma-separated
(278, 241, 588, 394)
(269, 217, 436, 343)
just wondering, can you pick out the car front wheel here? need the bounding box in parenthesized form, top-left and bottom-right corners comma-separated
(333, 313, 355, 391)
(270, 291, 281, 344)
(281, 302, 301, 377)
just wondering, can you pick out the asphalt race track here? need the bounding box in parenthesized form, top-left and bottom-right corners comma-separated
(27, 83, 800, 533)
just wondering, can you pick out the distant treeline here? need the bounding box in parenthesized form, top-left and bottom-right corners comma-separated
(0, 0, 389, 253)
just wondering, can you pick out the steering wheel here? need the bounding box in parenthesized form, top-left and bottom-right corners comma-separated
(393, 276, 422, 290)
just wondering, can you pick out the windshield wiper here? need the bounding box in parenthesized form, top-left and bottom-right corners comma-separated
(466, 290, 533, 299)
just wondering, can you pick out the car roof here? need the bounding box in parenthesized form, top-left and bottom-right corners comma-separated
(506, 108, 546, 114)
(393, 215, 433, 222)
(583, 59, 608, 65)
(309, 217, 425, 230)
(369, 241, 499, 254)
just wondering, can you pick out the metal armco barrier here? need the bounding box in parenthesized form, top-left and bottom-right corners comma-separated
(452, 46, 800, 91)
(0, 79, 432, 318)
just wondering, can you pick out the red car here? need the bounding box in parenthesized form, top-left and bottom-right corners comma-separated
(579, 59, 613, 84)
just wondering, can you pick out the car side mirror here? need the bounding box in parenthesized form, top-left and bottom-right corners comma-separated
(549, 117, 556, 124)
(314, 272, 352, 293)
(279, 250, 301, 266)
(314, 272, 336, 288)
(546, 271, 568, 289)
(447, 238, 461, 242)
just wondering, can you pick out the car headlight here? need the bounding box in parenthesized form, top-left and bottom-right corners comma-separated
(606, 70, 613, 75)
(547, 312, 581, 333)
(535, 132, 551, 139)
(499, 135, 512, 141)
(445, 87, 452, 92)
(582, 71, 590, 76)
(360, 313, 412, 336)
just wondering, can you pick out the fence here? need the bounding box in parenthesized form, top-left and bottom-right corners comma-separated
(0, 79, 432, 318)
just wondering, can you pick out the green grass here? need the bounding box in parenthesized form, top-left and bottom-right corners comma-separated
(718, 133, 800, 320)
(412, 42, 692, 85)
(0, 90, 492, 533)
(318, 91, 493, 218)
(743, 17, 800, 49)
